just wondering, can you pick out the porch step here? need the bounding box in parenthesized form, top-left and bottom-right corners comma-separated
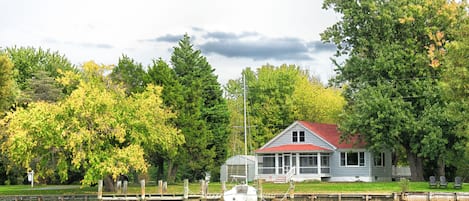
(273, 175, 287, 183)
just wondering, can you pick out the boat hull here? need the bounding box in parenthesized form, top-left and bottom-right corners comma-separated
(223, 184, 257, 201)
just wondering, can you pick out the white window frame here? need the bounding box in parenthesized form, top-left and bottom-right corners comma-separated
(340, 152, 365, 167)
(292, 131, 305, 143)
(292, 131, 298, 142)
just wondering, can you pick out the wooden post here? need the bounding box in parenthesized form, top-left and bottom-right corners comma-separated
(221, 181, 226, 197)
(123, 181, 128, 195)
(200, 180, 205, 196)
(140, 179, 145, 200)
(158, 180, 163, 195)
(258, 179, 263, 201)
(289, 180, 295, 200)
(116, 181, 122, 193)
(183, 179, 189, 200)
(97, 180, 103, 200)
(163, 181, 167, 193)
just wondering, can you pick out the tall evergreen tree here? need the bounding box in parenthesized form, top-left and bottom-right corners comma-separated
(110, 55, 149, 95)
(170, 34, 230, 181)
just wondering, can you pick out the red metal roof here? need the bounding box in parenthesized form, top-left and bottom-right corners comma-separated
(256, 144, 331, 153)
(298, 121, 365, 149)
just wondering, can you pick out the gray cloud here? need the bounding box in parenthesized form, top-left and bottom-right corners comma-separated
(148, 34, 184, 43)
(200, 31, 311, 60)
(307, 41, 336, 52)
(142, 30, 334, 61)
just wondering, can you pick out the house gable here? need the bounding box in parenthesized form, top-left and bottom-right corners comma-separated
(257, 121, 336, 152)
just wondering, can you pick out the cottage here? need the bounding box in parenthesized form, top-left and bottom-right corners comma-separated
(255, 121, 392, 182)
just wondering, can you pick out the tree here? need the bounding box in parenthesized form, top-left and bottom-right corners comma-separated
(169, 34, 230, 181)
(22, 70, 63, 103)
(109, 55, 149, 95)
(5, 46, 74, 89)
(224, 65, 344, 152)
(147, 58, 184, 180)
(441, 14, 469, 179)
(4, 47, 75, 106)
(0, 54, 16, 113)
(0, 54, 18, 185)
(0, 61, 183, 187)
(321, 0, 467, 181)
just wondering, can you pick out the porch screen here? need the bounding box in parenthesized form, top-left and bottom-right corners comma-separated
(299, 153, 317, 174)
(258, 154, 275, 174)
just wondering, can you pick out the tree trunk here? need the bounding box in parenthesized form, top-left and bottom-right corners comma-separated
(437, 158, 445, 177)
(167, 159, 179, 183)
(407, 151, 424, 181)
(103, 175, 115, 192)
(157, 157, 165, 181)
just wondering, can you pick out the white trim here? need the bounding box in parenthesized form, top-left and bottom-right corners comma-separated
(260, 121, 337, 150)
(260, 122, 301, 149)
(317, 152, 321, 175)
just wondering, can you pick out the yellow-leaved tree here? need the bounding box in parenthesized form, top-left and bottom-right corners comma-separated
(0, 61, 183, 188)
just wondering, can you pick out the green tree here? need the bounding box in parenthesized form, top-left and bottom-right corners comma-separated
(225, 65, 344, 152)
(321, 0, 467, 181)
(147, 58, 184, 180)
(441, 15, 469, 178)
(0, 61, 183, 187)
(5, 46, 74, 89)
(22, 70, 63, 103)
(0, 54, 18, 185)
(110, 55, 149, 95)
(4, 47, 75, 106)
(169, 34, 230, 181)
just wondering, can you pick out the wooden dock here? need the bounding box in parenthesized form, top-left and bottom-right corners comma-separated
(2, 193, 469, 201)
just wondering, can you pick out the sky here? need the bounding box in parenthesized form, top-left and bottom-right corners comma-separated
(0, 0, 341, 85)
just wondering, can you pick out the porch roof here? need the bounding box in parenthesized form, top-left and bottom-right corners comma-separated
(255, 144, 332, 153)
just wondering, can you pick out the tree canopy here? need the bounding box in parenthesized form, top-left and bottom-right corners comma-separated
(0, 61, 183, 185)
(225, 64, 344, 153)
(322, 0, 468, 180)
(0, 54, 16, 113)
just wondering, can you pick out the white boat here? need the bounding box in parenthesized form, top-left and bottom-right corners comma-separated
(223, 73, 258, 201)
(223, 184, 257, 201)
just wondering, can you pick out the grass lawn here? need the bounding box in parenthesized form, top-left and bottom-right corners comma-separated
(0, 181, 466, 195)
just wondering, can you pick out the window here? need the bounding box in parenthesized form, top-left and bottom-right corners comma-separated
(299, 131, 305, 142)
(340, 152, 365, 167)
(374, 152, 385, 167)
(292, 131, 305, 142)
(321, 153, 330, 173)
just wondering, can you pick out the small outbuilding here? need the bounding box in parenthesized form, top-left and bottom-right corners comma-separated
(220, 155, 256, 182)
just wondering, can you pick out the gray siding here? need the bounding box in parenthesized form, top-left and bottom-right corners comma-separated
(329, 149, 371, 178)
(370, 151, 393, 181)
(267, 124, 334, 150)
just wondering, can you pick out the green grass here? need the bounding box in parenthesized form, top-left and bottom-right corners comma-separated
(0, 181, 466, 195)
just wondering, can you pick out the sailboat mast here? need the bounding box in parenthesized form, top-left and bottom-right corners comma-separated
(243, 73, 248, 184)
